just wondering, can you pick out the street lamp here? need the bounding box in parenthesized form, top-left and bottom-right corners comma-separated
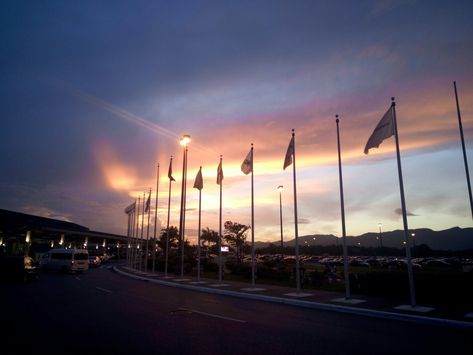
(378, 223, 383, 248)
(411, 232, 416, 247)
(277, 185, 284, 260)
(179, 134, 191, 277)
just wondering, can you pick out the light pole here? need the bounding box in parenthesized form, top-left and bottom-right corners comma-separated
(179, 134, 191, 277)
(278, 185, 284, 260)
(378, 223, 383, 248)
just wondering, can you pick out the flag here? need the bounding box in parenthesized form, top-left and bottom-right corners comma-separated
(194, 167, 203, 190)
(364, 106, 395, 154)
(145, 193, 151, 212)
(241, 149, 252, 175)
(283, 136, 294, 170)
(168, 158, 176, 181)
(124, 202, 136, 214)
(217, 160, 224, 185)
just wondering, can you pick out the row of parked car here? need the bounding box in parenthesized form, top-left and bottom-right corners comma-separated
(0, 249, 116, 282)
(236, 253, 472, 271)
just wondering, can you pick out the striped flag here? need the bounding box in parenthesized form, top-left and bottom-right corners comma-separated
(145, 192, 151, 212)
(283, 136, 294, 170)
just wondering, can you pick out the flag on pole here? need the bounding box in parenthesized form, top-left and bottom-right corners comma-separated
(124, 202, 136, 214)
(145, 192, 151, 212)
(364, 106, 395, 154)
(241, 149, 252, 175)
(194, 166, 203, 190)
(283, 136, 295, 170)
(217, 160, 224, 185)
(168, 158, 176, 181)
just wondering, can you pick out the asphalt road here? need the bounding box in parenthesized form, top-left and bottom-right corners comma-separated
(0, 265, 470, 355)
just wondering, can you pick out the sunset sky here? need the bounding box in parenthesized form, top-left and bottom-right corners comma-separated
(1, 0, 472, 244)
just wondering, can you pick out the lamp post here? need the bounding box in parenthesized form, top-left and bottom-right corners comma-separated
(378, 223, 383, 248)
(278, 185, 284, 260)
(179, 134, 191, 277)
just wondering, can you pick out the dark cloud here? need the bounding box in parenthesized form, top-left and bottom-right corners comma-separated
(394, 208, 419, 217)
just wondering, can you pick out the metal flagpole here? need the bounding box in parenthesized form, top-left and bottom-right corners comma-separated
(180, 145, 189, 277)
(278, 186, 284, 260)
(135, 196, 141, 270)
(145, 188, 151, 272)
(250, 144, 256, 288)
(292, 129, 301, 293)
(140, 191, 145, 271)
(165, 157, 174, 278)
(218, 155, 223, 284)
(197, 167, 202, 282)
(130, 209, 135, 267)
(392, 98, 416, 307)
(336, 116, 351, 300)
(126, 210, 130, 266)
(453, 81, 473, 220)
(153, 164, 160, 273)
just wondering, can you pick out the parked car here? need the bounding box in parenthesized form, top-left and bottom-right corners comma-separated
(41, 249, 89, 273)
(0, 255, 38, 282)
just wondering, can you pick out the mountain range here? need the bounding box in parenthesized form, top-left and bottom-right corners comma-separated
(255, 227, 473, 251)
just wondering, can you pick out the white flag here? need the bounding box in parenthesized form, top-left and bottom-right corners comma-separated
(364, 106, 395, 154)
(217, 160, 224, 185)
(241, 149, 252, 175)
(283, 136, 294, 170)
(194, 167, 203, 190)
(124, 202, 136, 214)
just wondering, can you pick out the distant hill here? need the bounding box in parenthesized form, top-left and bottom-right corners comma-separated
(255, 227, 473, 251)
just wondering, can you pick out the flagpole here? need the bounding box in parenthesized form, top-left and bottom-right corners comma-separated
(179, 136, 190, 278)
(218, 155, 223, 284)
(291, 129, 301, 293)
(392, 97, 416, 307)
(152, 164, 160, 273)
(130, 208, 135, 267)
(126, 210, 130, 266)
(250, 144, 256, 288)
(145, 188, 151, 272)
(453, 81, 473, 220)
(165, 156, 174, 278)
(197, 167, 202, 282)
(336, 116, 351, 300)
(135, 195, 141, 270)
(140, 191, 146, 272)
(130, 201, 136, 268)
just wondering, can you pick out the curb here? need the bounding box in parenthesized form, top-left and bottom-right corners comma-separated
(113, 267, 473, 330)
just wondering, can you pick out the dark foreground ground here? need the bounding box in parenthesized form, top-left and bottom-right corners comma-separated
(0, 265, 470, 355)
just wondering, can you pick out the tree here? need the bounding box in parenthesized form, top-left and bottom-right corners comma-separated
(200, 227, 220, 249)
(224, 221, 250, 263)
(157, 226, 179, 255)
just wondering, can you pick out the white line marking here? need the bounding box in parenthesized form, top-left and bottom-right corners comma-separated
(96, 286, 113, 294)
(75, 277, 81, 281)
(182, 308, 246, 323)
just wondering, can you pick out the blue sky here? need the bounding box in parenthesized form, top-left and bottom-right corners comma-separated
(1, 0, 472, 243)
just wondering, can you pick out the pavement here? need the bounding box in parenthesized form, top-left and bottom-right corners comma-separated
(113, 264, 473, 330)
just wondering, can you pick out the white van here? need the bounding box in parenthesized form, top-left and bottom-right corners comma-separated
(41, 249, 89, 273)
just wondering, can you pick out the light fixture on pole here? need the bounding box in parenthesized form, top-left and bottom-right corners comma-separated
(277, 185, 284, 260)
(378, 223, 383, 248)
(179, 134, 191, 277)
